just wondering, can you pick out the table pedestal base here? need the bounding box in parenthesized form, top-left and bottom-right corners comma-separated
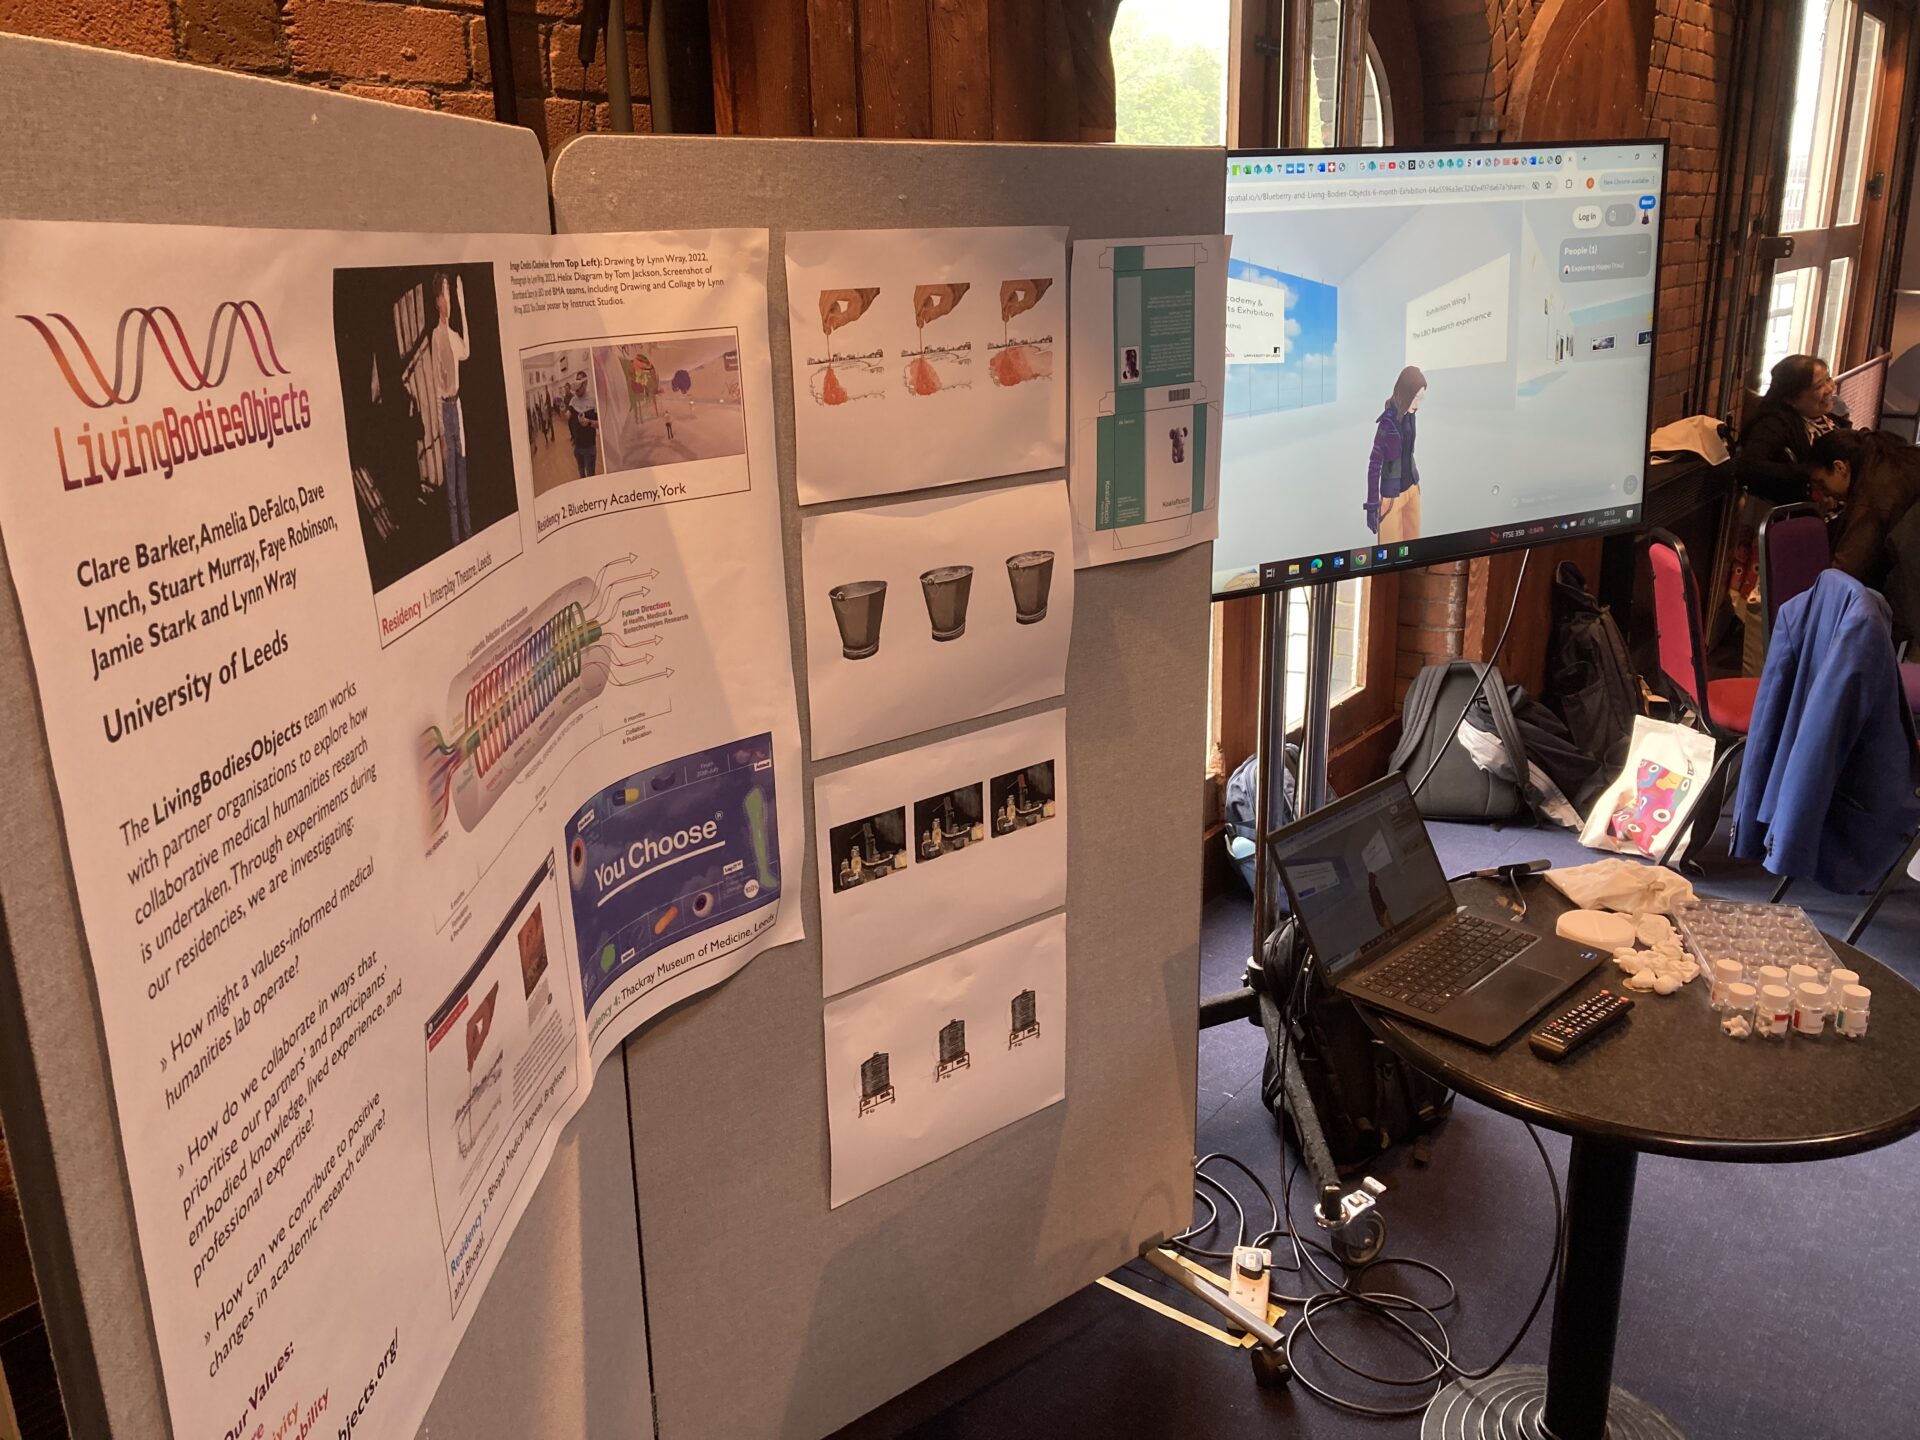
(1422, 1365, 1683, 1439)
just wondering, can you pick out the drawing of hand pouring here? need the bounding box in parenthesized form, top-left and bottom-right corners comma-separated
(913, 283, 970, 332)
(999, 277, 1052, 323)
(820, 287, 880, 336)
(989, 278, 1055, 387)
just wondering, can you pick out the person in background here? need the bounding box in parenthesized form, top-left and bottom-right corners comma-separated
(1809, 428, 1920, 592)
(1367, 365, 1426, 544)
(1733, 354, 1838, 503)
(424, 271, 472, 545)
(566, 371, 600, 479)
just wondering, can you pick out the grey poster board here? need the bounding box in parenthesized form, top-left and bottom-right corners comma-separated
(0, 36, 653, 1440)
(552, 136, 1217, 1440)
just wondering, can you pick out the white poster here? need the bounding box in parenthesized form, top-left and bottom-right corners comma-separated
(799, 481, 1074, 759)
(815, 709, 1066, 996)
(1405, 252, 1511, 371)
(822, 914, 1067, 1206)
(784, 226, 1068, 504)
(1068, 236, 1226, 568)
(0, 220, 803, 1440)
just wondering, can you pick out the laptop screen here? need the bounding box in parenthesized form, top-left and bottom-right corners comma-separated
(1271, 775, 1454, 978)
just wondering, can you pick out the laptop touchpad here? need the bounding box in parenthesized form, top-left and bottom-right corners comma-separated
(1468, 962, 1563, 1011)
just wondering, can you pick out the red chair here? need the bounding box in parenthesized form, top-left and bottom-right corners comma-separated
(1757, 501, 1920, 716)
(1645, 529, 1759, 863)
(1757, 503, 1830, 643)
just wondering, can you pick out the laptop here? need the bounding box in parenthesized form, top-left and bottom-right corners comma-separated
(1271, 774, 1603, 1049)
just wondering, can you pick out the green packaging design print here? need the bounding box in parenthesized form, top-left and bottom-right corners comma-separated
(566, 734, 780, 1009)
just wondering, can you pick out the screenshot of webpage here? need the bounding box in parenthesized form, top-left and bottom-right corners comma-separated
(1217, 144, 1663, 596)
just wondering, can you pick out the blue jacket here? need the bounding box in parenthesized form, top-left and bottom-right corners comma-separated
(1732, 570, 1920, 891)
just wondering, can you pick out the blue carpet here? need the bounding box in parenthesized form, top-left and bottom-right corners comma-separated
(834, 824, 1920, 1439)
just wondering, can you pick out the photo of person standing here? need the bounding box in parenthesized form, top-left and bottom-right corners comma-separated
(333, 261, 517, 598)
(1366, 365, 1426, 544)
(424, 272, 472, 545)
(567, 371, 601, 479)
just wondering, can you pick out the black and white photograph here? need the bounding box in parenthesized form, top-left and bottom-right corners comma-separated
(828, 807, 908, 894)
(914, 783, 985, 862)
(990, 760, 1057, 835)
(332, 262, 517, 594)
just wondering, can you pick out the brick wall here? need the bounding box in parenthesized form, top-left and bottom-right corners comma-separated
(1642, 0, 1739, 424)
(1394, 561, 1468, 703)
(1415, 0, 1742, 420)
(0, 0, 649, 150)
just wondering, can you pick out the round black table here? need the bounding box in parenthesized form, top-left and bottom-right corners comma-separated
(1365, 877, 1920, 1440)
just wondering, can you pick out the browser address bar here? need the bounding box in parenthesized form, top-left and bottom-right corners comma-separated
(1234, 177, 1541, 210)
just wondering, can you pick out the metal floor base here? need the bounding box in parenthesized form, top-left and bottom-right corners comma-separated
(1422, 1365, 1684, 1440)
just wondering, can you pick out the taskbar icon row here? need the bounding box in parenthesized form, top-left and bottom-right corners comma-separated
(1258, 505, 1642, 587)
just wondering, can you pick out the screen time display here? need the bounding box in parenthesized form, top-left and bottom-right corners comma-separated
(1215, 142, 1664, 596)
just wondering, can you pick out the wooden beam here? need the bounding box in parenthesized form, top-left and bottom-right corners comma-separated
(708, 0, 811, 135)
(808, 0, 861, 135)
(1059, 0, 1119, 142)
(930, 0, 992, 140)
(857, 0, 933, 137)
(987, 0, 1044, 139)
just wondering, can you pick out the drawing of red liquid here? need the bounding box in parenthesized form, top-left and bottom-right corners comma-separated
(989, 346, 1052, 386)
(908, 353, 941, 395)
(822, 366, 849, 404)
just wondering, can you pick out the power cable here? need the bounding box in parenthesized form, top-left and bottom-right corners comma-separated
(1162, 864, 1564, 1416)
(1408, 547, 1532, 802)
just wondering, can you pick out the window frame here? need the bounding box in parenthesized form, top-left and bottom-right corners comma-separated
(1763, 0, 1908, 375)
(1212, 0, 1403, 791)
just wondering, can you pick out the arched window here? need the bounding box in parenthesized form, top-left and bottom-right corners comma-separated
(1301, 4, 1394, 150)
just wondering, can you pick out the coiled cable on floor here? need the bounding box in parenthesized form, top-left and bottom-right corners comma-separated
(1165, 935, 1566, 1417)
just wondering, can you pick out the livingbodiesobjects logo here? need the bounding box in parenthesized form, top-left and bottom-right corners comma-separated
(19, 300, 290, 407)
(16, 298, 316, 490)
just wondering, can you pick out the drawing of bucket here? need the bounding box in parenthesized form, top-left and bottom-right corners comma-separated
(1006, 551, 1055, 625)
(919, 565, 974, 642)
(828, 580, 887, 659)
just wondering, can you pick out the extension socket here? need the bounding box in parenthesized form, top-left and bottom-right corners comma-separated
(1228, 1246, 1271, 1329)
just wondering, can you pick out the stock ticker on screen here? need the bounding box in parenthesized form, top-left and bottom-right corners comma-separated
(1215, 141, 1665, 597)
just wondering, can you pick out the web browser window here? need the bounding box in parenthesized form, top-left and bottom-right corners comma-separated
(1215, 142, 1665, 596)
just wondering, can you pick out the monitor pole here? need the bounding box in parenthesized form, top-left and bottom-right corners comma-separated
(1248, 578, 1337, 975)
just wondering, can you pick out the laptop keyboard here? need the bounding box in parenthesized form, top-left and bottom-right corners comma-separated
(1358, 914, 1534, 1013)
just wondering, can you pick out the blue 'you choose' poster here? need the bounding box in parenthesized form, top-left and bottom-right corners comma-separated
(565, 733, 779, 1009)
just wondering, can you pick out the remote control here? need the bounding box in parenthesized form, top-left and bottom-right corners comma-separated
(1529, 989, 1633, 1060)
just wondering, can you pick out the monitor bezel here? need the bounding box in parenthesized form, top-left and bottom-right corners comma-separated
(1216, 136, 1670, 599)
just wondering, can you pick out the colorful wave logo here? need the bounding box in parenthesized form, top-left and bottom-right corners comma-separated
(17, 301, 290, 408)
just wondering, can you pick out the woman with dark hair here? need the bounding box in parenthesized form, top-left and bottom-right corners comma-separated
(1733, 353, 1837, 503)
(1809, 427, 1920, 590)
(1367, 365, 1426, 543)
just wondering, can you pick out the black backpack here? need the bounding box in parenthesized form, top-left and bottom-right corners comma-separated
(1254, 918, 1451, 1173)
(1468, 682, 1606, 813)
(1387, 660, 1531, 822)
(1222, 745, 1336, 896)
(1544, 561, 1639, 773)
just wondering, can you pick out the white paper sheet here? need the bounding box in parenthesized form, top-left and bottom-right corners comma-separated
(0, 220, 801, 1440)
(822, 914, 1067, 1206)
(800, 481, 1074, 758)
(1068, 235, 1228, 567)
(785, 226, 1068, 503)
(815, 709, 1067, 995)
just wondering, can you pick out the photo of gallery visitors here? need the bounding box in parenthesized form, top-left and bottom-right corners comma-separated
(523, 331, 750, 499)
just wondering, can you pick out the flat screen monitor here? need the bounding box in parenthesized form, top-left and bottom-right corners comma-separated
(1214, 140, 1666, 597)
